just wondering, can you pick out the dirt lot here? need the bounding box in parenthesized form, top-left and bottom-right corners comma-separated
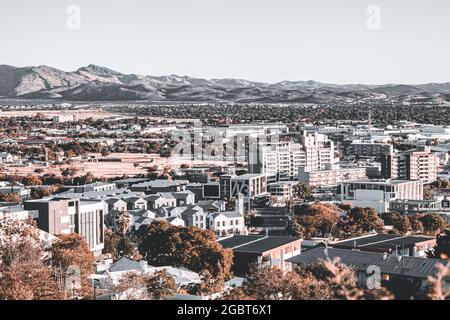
(4, 153, 237, 179)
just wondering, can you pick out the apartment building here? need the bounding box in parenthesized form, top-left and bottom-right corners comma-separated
(300, 131, 337, 171)
(24, 197, 106, 255)
(248, 132, 336, 183)
(340, 179, 423, 214)
(381, 147, 438, 184)
(248, 141, 306, 182)
(268, 181, 297, 198)
(347, 141, 393, 159)
(298, 165, 367, 188)
(226, 174, 267, 200)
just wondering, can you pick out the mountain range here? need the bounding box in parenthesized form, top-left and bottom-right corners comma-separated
(1, 64, 450, 103)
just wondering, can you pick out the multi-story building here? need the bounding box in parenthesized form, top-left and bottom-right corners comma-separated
(24, 197, 106, 255)
(300, 131, 337, 171)
(340, 179, 423, 214)
(299, 164, 367, 188)
(249, 132, 336, 183)
(208, 211, 245, 237)
(223, 174, 267, 200)
(347, 141, 393, 159)
(381, 147, 438, 184)
(249, 141, 306, 182)
(218, 235, 302, 276)
(268, 181, 297, 200)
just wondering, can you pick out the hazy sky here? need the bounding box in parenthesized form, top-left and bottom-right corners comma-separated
(0, 0, 449, 84)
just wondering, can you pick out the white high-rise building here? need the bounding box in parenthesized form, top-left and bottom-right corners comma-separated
(249, 132, 336, 182)
(300, 132, 337, 170)
(249, 141, 306, 182)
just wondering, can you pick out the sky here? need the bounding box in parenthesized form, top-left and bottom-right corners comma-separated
(0, 0, 449, 84)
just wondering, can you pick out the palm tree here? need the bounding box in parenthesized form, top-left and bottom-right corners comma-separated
(116, 211, 132, 236)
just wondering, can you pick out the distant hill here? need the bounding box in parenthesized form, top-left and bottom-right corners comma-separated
(1, 64, 450, 103)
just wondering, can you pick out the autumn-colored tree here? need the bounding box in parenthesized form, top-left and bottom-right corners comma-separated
(50, 234, 96, 299)
(427, 231, 450, 260)
(383, 211, 411, 235)
(293, 203, 340, 238)
(238, 262, 362, 300)
(136, 221, 233, 290)
(103, 228, 134, 260)
(419, 214, 449, 236)
(0, 193, 21, 203)
(21, 174, 43, 186)
(60, 167, 79, 183)
(293, 183, 314, 200)
(220, 287, 255, 300)
(114, 270, 176, 300)
(286, 218, 304, 237)
(146, 270, 177, 300)
(427, 261, 450, 300)
(116, 211, 132, 236)
(0, 217, 61, 300)
(408, 215, 424, 234)
(336, 207, 385, 238)
(114, 272, 150, 300)
(30, 186, 58, 200)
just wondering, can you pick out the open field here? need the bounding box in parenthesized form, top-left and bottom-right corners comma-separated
(3, 153, 238, 179)
(0, 109, 124, 120)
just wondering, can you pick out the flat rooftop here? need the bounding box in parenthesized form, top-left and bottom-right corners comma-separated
(218, 235, 300, 254)
(332, 234, 435, 251)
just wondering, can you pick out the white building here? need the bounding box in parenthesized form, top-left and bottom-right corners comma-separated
(299, 165, 367, 188)
(340, 179, 423, 214)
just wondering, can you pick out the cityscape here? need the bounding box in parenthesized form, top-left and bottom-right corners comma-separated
(0, 0, 449, 308)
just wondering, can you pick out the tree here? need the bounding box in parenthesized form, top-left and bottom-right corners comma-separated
(114, 272, 151, 300)
(0, 193, 21, 203)
(293, 183, 313, 200)
(427, 231, 450, 260)
(0, 216, 61, 300)
(234, 260, 388, 300)
(146, 270, 177, 300)
(419, 214, 448, 236)
(21, 174, 43, 186)
(220, 287, 255, 300)
(286, 218, 304, 237)
(383, 211, 411, 234)
(30, 186, 58, 200)
(409, 215, 424, 234)
(116, 211, 132, 236)
(427, 261, 450, 300)
(136, 221, 233, 290)
(103, 228, 134, 260)
(294, 203, 340, 238)
(114, 270, 176, 300)
(50, 234, 96, 299)
(336, 207, 384, 238)
(60, 167, 79, 183)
